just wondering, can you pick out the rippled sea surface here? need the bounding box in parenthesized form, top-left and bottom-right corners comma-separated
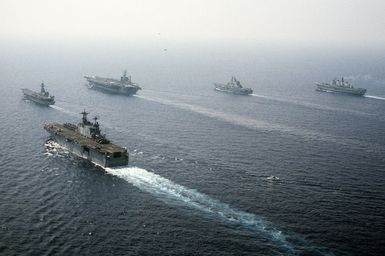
(1, 42, 385, 255)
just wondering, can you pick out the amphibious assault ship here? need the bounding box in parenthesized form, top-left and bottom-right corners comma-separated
(84, 70, 141, 96)
(44, 111, 128, 167)
(22, 82, 55, 105)
(316, 77, 366, 96)
(214, 76, 253, 95)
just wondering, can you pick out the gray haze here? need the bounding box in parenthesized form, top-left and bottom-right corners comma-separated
(1, 0, 385, 47)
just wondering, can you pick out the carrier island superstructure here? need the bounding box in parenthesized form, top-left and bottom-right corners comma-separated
(44, 111, 128, 167)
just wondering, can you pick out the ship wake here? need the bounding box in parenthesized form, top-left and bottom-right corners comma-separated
(251, 93, 370, 116)
(365, 95, 385, 101)
(49, 105, 79, 117)
(136, 95, 383, 155)
(43, 139, 69, 158)
(105, 166, 334, 255)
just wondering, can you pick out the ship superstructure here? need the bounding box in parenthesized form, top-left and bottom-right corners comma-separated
(316, 77, 366, 96)
(84, 70, 141, 96)
(44, 111, 128, 167)
(214, 76, 253, 95)
(22, 82, 55, 105)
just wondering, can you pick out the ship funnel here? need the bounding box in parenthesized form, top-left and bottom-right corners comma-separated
(93, 116, 99, 125)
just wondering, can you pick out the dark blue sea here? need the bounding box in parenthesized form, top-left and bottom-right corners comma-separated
(1, 41, 385, 256)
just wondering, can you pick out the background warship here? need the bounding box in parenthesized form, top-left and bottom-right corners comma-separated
(44, 111, 128, 167)
(316, 77, 366, 96)
(84, 70, 141, 96)
(214, 76, 253, 95)
(22, 82, 55, 105)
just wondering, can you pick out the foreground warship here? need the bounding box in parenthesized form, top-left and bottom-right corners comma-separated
(44, 111, 128, 167)
(316, 77, 366, 96)
(84, 70, 141, 96)
(22, 82, 55, 105)
(214, 76, 253, 95)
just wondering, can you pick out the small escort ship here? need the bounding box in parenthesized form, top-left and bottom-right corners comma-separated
(316, 77, 366, 96)
(84, 70, 141, 96)
(44, 111, 128, 167)
(214, 76, 253, 95)
(22, 82, 55, 105)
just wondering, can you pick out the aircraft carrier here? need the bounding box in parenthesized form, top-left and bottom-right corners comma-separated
(214, 76, 253, 95)
(44, 111, 128, 167)
(22, 82, 55, 105)
(84, 70, 141, 96)
(316, 77, 366, 96)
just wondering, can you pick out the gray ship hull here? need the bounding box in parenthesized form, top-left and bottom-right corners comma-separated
(316, 83, 366, 96)
(22, 89, 55, 105)
(214, 84, 253, 95)
(85, 73, 141, 96)
(87, 81, 140, 95)
(44, 123, 128, 168)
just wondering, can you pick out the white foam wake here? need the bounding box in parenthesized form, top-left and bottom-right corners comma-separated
(135, 95, 327, 139)
(365, 95, 385, 101)
(251, 93, 370, 116)
(49, 105, 78, 117)
(106, 166, 292, 251)
(136, 95, 383, 154)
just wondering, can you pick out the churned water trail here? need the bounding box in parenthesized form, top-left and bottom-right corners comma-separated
(251, 93, 371, 116)
(135, 95, 383, 154)
(46, 98, 336, 255)
(106, 166, 334, 256)
(49, 105, 78, 117)
(365, 95, 385, 101)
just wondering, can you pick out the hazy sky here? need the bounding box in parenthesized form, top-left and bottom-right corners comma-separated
(1, 0, 385, 46)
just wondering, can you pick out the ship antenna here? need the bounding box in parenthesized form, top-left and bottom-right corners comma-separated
(80, 110, 89, 124)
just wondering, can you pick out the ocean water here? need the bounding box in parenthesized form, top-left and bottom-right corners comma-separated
(0, 41, 385, 255)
